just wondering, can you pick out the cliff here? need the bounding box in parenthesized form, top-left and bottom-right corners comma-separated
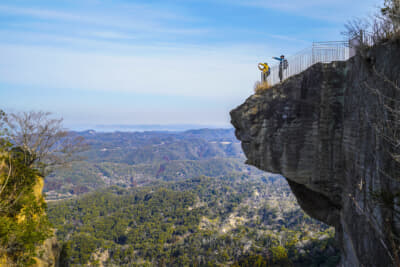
(0, 151, 60, 267)
(231, 39, 400, 266)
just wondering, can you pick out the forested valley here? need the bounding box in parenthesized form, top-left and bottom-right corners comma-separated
(45, 129, 340, 266)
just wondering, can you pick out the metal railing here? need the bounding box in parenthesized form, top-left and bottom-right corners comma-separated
(266, 41, 350, 86)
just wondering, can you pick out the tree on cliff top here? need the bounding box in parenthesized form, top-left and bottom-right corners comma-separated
(3, 111, 86, 176)
(0, 110, 86, 266)
(344, 0, 400, 46)
(382, 0, 400, 32)
(0, 111, 51, 266)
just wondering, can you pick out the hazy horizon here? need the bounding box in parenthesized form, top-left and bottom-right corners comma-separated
(69, 123, 233, 132)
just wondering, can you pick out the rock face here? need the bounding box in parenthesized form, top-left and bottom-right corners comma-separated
(0, 155, 61, 267)
(34, 236, 61, 267)
(231, 40, 400, 266)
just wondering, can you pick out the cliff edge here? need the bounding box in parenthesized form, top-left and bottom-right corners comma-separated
(231, 40, 400, 266)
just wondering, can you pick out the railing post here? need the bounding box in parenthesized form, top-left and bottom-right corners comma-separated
(360, 29, 364, 44)
(349, 37, 360, 58)
(312, 42, 315, 64)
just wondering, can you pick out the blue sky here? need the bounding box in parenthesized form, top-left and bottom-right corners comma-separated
(0, 0, 381, 129)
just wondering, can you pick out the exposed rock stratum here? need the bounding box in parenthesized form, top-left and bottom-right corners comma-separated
(230, 40, 400, 266)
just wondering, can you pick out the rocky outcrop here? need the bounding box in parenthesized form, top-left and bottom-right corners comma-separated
(231, 39, 400, 266)
(34, 235, 61, 267)
(0, 153, 60, 267)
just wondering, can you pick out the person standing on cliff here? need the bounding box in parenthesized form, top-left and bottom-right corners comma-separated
(258, 62, 270, 83)
(273, 55, 287, 82)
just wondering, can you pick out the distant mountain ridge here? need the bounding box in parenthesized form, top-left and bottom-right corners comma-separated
(44, 128, 252, 199)
(69, 124, 232, 132)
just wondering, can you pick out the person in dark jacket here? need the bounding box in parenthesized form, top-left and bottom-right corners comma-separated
(273, 55, 286, 82)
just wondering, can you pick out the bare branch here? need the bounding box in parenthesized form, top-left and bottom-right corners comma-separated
(4, 111, 87, 176)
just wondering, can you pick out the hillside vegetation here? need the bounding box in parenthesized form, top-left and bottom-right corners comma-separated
(0, 141, 52, 265)
(48, 175, 339, 266)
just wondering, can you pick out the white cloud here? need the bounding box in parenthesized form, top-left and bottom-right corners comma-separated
(0, 39, 273, 125)
(90, 31, 138, 40)
(0, 4, 208, 38)
(0, 43, 272, 100)
(226, 0, 382, 22)
(0, 5, 106, 25)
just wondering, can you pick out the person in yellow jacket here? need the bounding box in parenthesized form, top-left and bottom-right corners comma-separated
(258, 62, 270, 82)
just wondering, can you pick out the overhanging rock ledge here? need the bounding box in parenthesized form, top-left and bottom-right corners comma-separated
(230, 40, 400, 266)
